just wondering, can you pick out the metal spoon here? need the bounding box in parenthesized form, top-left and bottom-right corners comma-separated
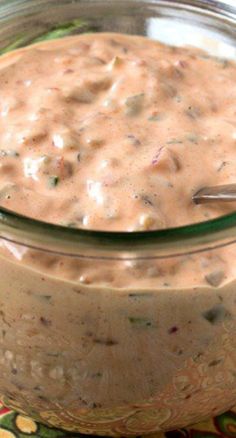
(193, 184, 236, 204)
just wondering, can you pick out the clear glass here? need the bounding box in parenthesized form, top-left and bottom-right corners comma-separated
(0, 0, 235, 436)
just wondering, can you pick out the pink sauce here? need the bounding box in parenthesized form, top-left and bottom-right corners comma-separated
(0, 33, 235, 232)
(0, 33, 235, 435)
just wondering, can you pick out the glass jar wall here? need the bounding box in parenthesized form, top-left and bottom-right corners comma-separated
(0, 0, 235, 435)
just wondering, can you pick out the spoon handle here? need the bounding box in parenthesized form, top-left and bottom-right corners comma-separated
(193, 184, 236, 204)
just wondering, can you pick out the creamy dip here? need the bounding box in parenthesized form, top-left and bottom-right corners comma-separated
(0, 33, 235, 231)
(0, 33, 235, 436)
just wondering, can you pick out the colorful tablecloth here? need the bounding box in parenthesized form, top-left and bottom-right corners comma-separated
(0, 403, 235, 438)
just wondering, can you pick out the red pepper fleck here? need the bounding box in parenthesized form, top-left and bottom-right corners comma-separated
(58, 156, 65, 177)
(152, 146, 164, 165)
(177, 60, 188, 69)
(47, 87, 60, 91)
(168, 326, 178, 334)
(63, 69, 74, 75)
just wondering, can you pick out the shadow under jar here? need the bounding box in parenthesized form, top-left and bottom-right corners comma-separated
(0, 0, 235, 436)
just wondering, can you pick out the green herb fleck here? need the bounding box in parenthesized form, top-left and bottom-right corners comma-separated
(186, 106, 201, 119)
(125, 93, 145, 116)
(193, 352, 203, 362)
(166, 139, 183, 145)
(141, 195, 154, 206)
(186, 134, 199, 144)
(175, 95, 182, 103)
(216, 58, 229, 69)
(127, 134, 141, 146)
(129, 317, 154, 328)
(46, 352, 61, 357)
(0, 149, 19, 157)
(205, 270, 224, 287)
(38, 295, 52, 302)
(199, 54, 211, 60)
(148, 114, 162, 122)
(92, 372, 102, 378)
(93, 338, 118, 346)
(217, 161, 228, 172)
(48, 176, 59, 188)
(208, 358, 223, 367)
(67, 222, 78, 228)
(128, 292, 153, 299)
(202, 304, 231, 325)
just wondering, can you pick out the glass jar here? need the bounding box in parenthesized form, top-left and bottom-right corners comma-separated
(0, 0, 235, 436)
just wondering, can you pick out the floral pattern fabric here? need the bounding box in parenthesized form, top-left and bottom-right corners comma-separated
(0, 403, 235, 438)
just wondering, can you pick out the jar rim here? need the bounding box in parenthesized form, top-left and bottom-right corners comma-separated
(1, 207, 236, 259)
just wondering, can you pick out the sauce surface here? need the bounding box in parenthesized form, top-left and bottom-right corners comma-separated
(0, 33, 235, 231)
